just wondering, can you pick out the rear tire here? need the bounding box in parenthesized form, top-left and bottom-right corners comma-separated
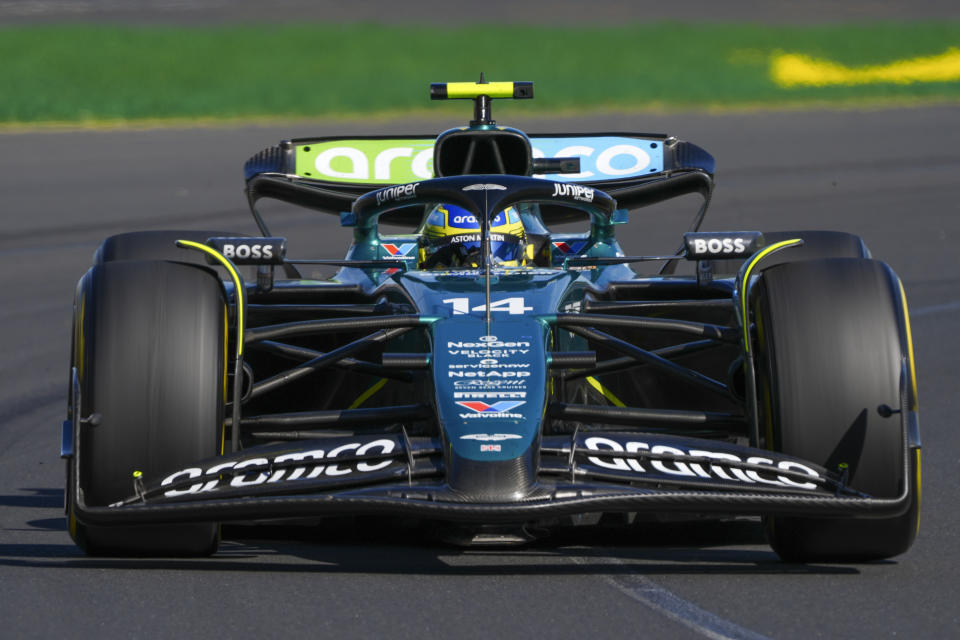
(753, 258, 919, 562)
(68, 260, 226, 556)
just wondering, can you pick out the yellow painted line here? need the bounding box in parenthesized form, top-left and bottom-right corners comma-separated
(586, 376, 626, 407)
(899, 280, 919, 411)
(349, 378, 388, 409)
(772, 47, 960, 87)
(739, 239, 803, 353)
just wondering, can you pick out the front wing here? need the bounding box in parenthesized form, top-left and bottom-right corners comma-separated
(70, 429, 914, 527)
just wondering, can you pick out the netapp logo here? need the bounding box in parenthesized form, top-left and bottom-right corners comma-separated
(582, 437, 821, 490)
(448, 370, 531, 378)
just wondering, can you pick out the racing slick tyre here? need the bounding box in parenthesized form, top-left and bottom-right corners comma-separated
(714, 230, 869, 275)
(753, 258, 920, 562)
(94, 229, 247, 264)
(67, 260, 225, 556)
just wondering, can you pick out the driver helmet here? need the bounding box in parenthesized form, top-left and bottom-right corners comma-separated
(420, 204, 527, 269)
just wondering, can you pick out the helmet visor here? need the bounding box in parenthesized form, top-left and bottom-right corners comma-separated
(425, 233, 523, 268)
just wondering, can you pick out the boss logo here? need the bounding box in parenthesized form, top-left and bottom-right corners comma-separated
(224, 244, 272, 259)
(695, 238, 746, 254)
(207, 237, 286, 265)
(683, 232, 763, 260)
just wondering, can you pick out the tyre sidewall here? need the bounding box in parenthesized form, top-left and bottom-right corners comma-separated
(70, 260, 225, 555)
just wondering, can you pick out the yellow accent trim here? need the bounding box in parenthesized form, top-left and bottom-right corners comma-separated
(755, 303, 776, 450)
(772, 48, 960, 88)
(915, 448, 923, 536)
(586, 376, 626, 407)
(132, 470, 142, 479)
(739, 239, 803, 353)
(176, 240, 245, 356)
(221, 306, 228, 455)
(445, 81, 516, 98)
(178, 241, 241, 456)
(349, 378, 388, 410)
(898, 281, 919, 411)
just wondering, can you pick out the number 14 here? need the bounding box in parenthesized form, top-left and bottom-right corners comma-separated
(442, 297, 532, 315)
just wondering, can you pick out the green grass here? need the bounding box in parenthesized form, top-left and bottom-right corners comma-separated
(2, 22, 960, 125)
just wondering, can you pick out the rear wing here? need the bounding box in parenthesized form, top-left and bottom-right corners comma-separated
(244, 133, 715, 217)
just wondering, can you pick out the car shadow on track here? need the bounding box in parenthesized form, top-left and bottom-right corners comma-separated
(215, 519, 866, 576)
(0, 502, 873, 575)
(0, 487, 62, 509)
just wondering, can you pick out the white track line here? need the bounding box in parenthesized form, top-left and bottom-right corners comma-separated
(911, 300, 960, 317)
(572, 556, 770, 640)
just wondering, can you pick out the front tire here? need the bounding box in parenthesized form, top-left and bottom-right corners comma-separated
(94, 229, 247, 264)
(753, 258, 920, 562)
(68, 260, 226, 556)
(713, 230, 870, 276)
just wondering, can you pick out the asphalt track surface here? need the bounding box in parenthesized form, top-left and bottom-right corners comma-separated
(0, 104, 958, 638)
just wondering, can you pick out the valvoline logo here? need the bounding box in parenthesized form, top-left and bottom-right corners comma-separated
(382, 242, 417, 257)
(552, 240, 588, 255)
(456, 400, 525, 413)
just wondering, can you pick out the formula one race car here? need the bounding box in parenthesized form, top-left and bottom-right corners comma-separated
(63, 80, 920, 561)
